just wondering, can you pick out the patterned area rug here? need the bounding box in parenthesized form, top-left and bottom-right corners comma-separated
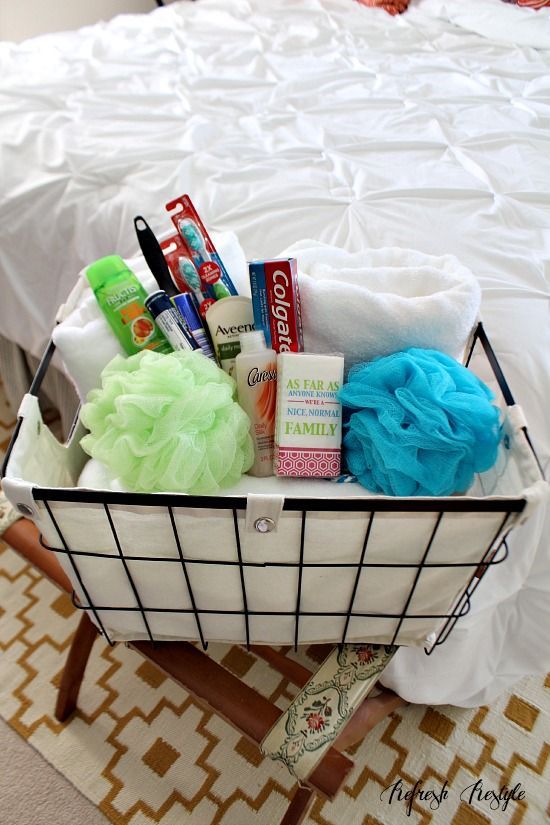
(1, 379, 549, 825)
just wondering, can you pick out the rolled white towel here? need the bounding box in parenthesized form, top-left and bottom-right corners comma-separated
(76, 458, 370, 498)
(77, 458, 127, 491)
(283, 241, 481, 370)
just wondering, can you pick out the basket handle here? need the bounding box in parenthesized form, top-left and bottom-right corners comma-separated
(25, 275, 86, 400)
(1, 338, 56, 479)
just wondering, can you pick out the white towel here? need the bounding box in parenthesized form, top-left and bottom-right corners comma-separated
(283, 241, 481, 371)
(77, 458, 370, 499)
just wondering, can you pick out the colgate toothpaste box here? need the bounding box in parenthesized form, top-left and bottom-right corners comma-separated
(248, 258, 304, 353)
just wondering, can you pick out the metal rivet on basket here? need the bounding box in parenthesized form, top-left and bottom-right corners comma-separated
(16, 503, 34, 517)
(254, 517, 275, 534)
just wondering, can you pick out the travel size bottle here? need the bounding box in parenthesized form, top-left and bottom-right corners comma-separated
(86, 255, 172, 356)
(235, 331, 277, 477)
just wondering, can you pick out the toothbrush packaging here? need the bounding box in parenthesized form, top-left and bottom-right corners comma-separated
(249, 258, 303, 354)
(161, 232, 196, 293)
(165, 194, 238, 305)
(161, 231, 217, 317)
(274, 353, 344, 478)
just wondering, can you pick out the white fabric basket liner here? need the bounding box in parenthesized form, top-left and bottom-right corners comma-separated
(3, 332, 547, 648)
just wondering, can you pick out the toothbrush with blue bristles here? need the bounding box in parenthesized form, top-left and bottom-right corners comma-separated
(178, 253, 203, 298)
(177, 253, 217, 317)
(178, 219, 208, 266)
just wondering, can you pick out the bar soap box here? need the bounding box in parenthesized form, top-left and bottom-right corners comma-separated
(275, 353, 344, 478)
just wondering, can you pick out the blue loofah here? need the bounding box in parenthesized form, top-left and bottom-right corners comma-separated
(338, 349, 501, 497)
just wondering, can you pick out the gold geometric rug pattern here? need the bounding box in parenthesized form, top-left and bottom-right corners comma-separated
(1, 383, 549, 824)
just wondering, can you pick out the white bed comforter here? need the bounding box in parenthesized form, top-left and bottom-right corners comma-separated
(0, 0, 549, 706)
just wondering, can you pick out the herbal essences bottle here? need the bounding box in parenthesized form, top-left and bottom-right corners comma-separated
(235, 331, 277, 477)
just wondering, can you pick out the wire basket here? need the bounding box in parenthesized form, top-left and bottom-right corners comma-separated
(2, 323, 546, 651)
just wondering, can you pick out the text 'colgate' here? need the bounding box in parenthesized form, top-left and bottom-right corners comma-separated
(249, 257, 304, 354)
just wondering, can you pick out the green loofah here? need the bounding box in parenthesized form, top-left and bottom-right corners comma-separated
(80, 350, 254, 494)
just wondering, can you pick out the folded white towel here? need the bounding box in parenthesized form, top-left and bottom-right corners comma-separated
(77, 458, 370, 498)
(283, 241, 481, 370)
(52, 231, 249, 400)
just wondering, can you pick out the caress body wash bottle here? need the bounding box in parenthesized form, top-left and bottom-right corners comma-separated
(235, 331, 277, 477)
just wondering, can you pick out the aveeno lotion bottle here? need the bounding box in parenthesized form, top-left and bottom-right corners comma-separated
(205, 296, 255, 376)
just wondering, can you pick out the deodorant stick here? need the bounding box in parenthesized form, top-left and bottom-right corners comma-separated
(144, 290, 200, 352)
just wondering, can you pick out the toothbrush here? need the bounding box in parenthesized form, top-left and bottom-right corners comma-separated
(178, 254, 204, 300)
(177, 254, 216, 318)
(178, 218, 208, 265)
(178, 218, 231, 299)
(212, 280, 232, 300)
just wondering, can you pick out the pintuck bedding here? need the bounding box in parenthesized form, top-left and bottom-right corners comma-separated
(0, 0, 549, 707)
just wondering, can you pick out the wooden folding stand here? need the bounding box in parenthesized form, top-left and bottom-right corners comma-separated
(2, 517, 406, 825)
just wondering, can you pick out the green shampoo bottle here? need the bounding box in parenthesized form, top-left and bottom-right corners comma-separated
(86, 255, 172, 355)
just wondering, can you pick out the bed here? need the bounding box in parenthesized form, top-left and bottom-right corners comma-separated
(0, 0, 549, 707)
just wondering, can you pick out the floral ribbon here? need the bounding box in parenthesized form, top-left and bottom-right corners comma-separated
(261, 643, 398, 781)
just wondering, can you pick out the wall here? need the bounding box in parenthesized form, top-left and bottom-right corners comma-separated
(0, 0, 169, 42)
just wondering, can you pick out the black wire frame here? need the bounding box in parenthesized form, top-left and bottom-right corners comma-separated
(36, 500, 518, 652)
(1, 324, 542, 652)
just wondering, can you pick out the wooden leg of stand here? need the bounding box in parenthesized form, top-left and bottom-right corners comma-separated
(3, 518, 72, 593)
(55, 612, 99, 722)
(281, 786, 315, 825)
